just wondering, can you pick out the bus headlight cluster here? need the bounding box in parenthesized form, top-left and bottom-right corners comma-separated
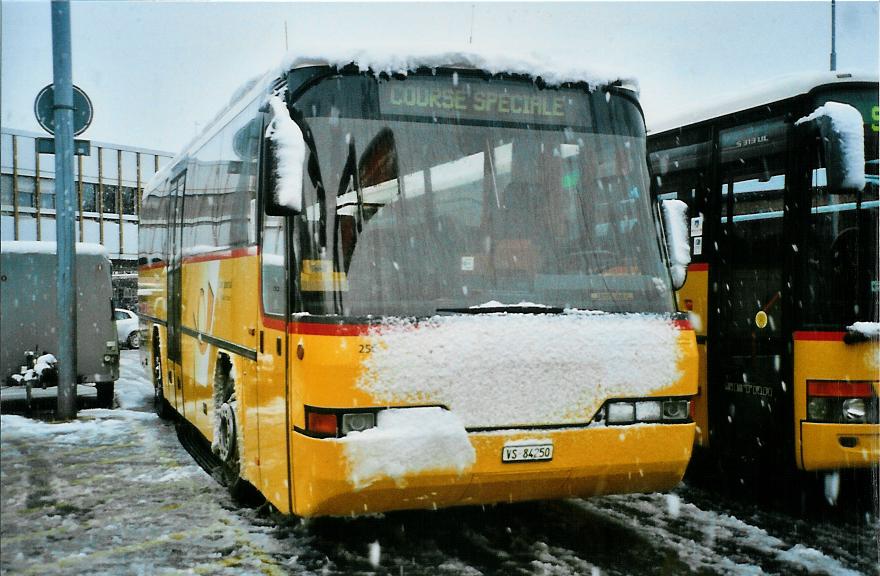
(603, 398, 691, 425)
(806, 380, 878, 424)
(304, 406, 382, 438)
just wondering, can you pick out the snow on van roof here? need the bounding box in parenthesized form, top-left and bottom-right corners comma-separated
(146, 44, 636, 199)
(649, 71, 878, 135)
(0, 240, 108, 257)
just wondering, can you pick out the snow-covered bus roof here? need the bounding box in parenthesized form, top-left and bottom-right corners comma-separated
(649, 71, 878, 135)
(277, 45, 635, 89)
(145, 44, 637, 199)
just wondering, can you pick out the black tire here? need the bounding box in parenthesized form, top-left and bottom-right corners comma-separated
(152, 333, 170, 419)
(154, 378, 171, 419)
(96, 382, 115, 408)
(217, 400, 254, 502)
(213, 355, 252, 501)
(127, 331, 141, 349)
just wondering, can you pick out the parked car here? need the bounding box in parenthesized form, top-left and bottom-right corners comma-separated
(114, 308, 140, 349)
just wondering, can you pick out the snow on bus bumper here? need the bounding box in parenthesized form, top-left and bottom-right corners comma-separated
(800, 422, 880, 471)
(291, 422, 695, 517)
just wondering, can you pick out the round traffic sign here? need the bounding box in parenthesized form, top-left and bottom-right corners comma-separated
(34, 84, 93, 136)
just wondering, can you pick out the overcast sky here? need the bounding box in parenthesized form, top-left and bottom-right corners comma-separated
(2, 1, 877, 153)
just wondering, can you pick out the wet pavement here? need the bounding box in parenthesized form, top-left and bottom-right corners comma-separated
(1, 351, 877, 575)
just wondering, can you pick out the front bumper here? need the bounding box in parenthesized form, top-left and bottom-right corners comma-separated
(800, 422, 880, 471)
(291, 422, 695, 517)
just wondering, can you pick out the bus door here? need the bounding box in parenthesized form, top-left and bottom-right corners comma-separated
(712, 119, 791, 467)
(256, 186, 292, 512)
(166, 171, 186, 415)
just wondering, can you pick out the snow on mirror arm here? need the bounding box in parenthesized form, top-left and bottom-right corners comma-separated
(290, 73, 674, 317)
(844, 321, 880, 344)
(265, 94, 307, 213)
(795, 102, 866, 192)
(660, 199, 691, 290)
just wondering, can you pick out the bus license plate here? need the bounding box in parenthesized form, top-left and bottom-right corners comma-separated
(502, 443, 553, 463)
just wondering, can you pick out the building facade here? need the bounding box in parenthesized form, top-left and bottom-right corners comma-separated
(1, 128, 172, 261)
(1, 128, 173, 308)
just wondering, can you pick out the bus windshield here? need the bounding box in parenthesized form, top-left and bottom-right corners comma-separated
(292, 73, 672, 317)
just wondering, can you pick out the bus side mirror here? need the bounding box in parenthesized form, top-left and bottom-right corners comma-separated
(265, 95, 306, 216)
(795, 102, 866, 193)
(660, 199, 691, 291)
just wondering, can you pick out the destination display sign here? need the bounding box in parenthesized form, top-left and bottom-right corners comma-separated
(719, 118, 789, 163)
(378, 78, 591, 128)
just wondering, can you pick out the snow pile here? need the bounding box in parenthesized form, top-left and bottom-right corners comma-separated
(777, 545, 862, 576)
(279, 44, 634, 91)
(115, 350, 157, 410)
(131, 467, 206, 484)
(0, 240, 108, 256)
(33, 353, 57, 376)
(847, 321, 880, 338)
(340, 407, 475, 490)
(577, 492, 865, 576)
(357, 312, 683, 428)
(8, 354, 57, 384)
(661, 199, 691, 288)
(368, 541, 381, 568)
(1, 409, 157, 446)
(795, 102, 866, 191)
(265, 95, 306, 212)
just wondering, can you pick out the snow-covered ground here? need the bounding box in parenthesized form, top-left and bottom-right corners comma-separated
(1, 351, 877, 575)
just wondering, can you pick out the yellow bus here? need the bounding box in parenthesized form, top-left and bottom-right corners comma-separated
(648, 72, 879, 486)
(139, 51, 698, 517)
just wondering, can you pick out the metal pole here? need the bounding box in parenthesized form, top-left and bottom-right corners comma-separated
(52, 0, 77, 419)
(830, 0, 837, 72)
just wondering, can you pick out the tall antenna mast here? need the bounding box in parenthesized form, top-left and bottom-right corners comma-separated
(284, 21, 289, 52)
(830, 0, 837, 71)
(468, 4, 475, 45)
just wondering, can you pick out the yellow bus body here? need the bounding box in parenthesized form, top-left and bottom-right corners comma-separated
(674, 263, 880, 472)
(286, 325, 697, 517)
(674, 264, 709, 448)
(793, 334, 880, 472)
(142, 250, 699, 517)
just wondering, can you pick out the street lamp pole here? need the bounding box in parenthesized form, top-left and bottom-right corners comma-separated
(830, 0, 837, 72)
(52, 0, 78, 420)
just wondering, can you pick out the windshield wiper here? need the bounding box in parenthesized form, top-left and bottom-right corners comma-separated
(436, 306, 565, 315)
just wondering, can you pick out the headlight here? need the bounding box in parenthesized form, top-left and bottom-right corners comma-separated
(635, 401, 662, 422)
(606, 402, 635, 424)
(807, 397, 830, 421)
(341, 412, 377, 435)
(662, 400, 689, 421)
(842, 398, 866, 422)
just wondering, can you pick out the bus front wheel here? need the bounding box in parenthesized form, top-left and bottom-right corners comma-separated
(152, 335, 170, 419)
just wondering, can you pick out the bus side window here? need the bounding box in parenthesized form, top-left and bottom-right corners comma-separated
(261, 214, 287, 317)
(802, 167, 862, 327)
